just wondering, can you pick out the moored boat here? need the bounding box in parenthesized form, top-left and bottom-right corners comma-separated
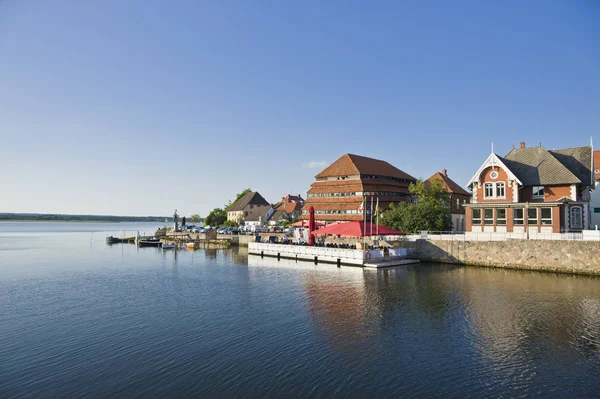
(162, 243, 176, 250)
(186, 242, 196, 250)
(138, 239, 162, 247)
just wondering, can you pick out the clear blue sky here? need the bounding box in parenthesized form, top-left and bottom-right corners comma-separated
(1, 0, 599, 217)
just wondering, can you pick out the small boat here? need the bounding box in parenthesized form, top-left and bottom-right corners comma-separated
(186, 242, 196, 250)
(162, 243, 176, 250)
(138, 239, 162, 247)
(106, 236, 120, 244)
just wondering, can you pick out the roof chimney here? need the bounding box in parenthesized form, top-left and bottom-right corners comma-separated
(442, 169, 447, 177)
(520, 142, 526, 149)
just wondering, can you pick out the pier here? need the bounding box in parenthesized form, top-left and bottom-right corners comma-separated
(248, 242, 419, 268)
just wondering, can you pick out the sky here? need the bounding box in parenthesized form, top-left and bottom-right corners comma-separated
(1, 1, 599, 217)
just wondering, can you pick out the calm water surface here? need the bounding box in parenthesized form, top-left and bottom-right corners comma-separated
(1, 222, 599, 397)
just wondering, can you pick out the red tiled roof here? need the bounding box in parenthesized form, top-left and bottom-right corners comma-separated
(315, 154, 416, 181)
(425, 171, 471, 196)
(284, 202, 302, 213)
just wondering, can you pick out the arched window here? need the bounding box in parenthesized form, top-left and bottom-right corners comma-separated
(571, 207, 582, 229)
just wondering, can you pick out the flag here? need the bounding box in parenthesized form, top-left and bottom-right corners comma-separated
(374, 197, 380, 217)
(358, 198, 364, 214)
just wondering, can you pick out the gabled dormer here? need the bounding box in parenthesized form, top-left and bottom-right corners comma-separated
(467, 153, 522, 204)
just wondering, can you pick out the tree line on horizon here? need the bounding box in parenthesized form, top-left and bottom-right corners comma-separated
(0, 213, 169, 222)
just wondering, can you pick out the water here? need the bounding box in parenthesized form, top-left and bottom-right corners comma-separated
(1, 222, 599, 397)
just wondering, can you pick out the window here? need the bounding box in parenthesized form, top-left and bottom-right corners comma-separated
(541, 208, 552, 225)
(485, 183, 494, 198)
(472, 209, 481, 225)
(528, 208, 538, 225)
(595, 208, 600, 214)
(570, 207, 582, 229)
(456, 199, 460, 209)
(484, 209, 494, 225)
(513, 208, 524, 225)
(490, 171, 499, 179)
(532, 186, 544, 199)
(496, 183, 505, 198)
(497, 208, 506, 225)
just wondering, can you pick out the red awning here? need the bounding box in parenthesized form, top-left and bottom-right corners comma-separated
(311, 221, 405, 237)
(293, 220, 326, 228)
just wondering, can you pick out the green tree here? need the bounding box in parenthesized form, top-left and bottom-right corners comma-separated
(380, 179, 452, 233)
(204, 208, 227, 227)
(223, 220, 238, 228)
(225, 188, 252, 210)
(189, 214, 202, 223)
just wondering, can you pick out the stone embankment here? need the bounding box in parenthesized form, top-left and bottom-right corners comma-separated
(411, 239, 600, 276)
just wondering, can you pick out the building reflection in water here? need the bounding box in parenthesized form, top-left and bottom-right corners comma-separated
(247, 255, 600, 386)
(456, 267, 600, 371)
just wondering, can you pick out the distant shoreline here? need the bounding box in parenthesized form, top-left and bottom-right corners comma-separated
(0, 220, 167, 223)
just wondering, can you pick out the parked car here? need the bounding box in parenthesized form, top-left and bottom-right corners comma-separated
(229, 228, 239, 235)
(217, 227, 228, 234)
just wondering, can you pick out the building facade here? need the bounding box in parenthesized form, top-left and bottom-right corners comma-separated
(301, 153, 416, 224)
(227, 191, 271, 223)
(465, 142, 594, 234)
(425, 169, 471, 232)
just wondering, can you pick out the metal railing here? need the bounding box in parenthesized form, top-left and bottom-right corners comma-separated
(402, 230, 600, 242)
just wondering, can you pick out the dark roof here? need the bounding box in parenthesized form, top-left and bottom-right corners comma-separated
(315, 154, 416, 181)
(228, 192, 270, 212)
(270, 209, 285, 220)
(502, 146, 582, 186)
(425, 171, 471, 196)
(244, 205, 271, 222)
(548, 147, 593, 186)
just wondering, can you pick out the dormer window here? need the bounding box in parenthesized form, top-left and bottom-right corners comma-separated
(532, 186, 544, 199)
(484, 182, 505, 199)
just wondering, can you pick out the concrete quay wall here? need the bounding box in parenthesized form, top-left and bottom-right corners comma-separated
(415, 239, 600, 276)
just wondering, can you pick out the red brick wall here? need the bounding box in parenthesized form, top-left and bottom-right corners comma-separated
(546, 185, 572, 201)
(451, 193, 470, 214)
(465, 207, 472, 231)
(520, 185, 573, 202)
(552, 207, 561, 233)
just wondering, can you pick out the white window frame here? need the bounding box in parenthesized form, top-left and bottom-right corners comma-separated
(540, 208, 552, 225)
(484, 209, 494, 225)
(472, 209, 481, 225)
(496, 208, 506, 225)
(496, 182, 506, 199)
(532, 186, 544, 199)
(570, 207, 582, 229)
(484, 183, 494, 198)
(513, 208, 524, 225)
(527, 208, 538, 225)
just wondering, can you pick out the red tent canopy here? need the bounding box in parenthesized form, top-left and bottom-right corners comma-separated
(312, 221, 405, 237)
(293, 220, 325, 228)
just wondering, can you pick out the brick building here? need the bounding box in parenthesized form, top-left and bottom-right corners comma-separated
(301, 153, 416, 223)
(269, 195, 305, 225)
(425, 169, 471, 232)
(465, 142, 594, 234)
